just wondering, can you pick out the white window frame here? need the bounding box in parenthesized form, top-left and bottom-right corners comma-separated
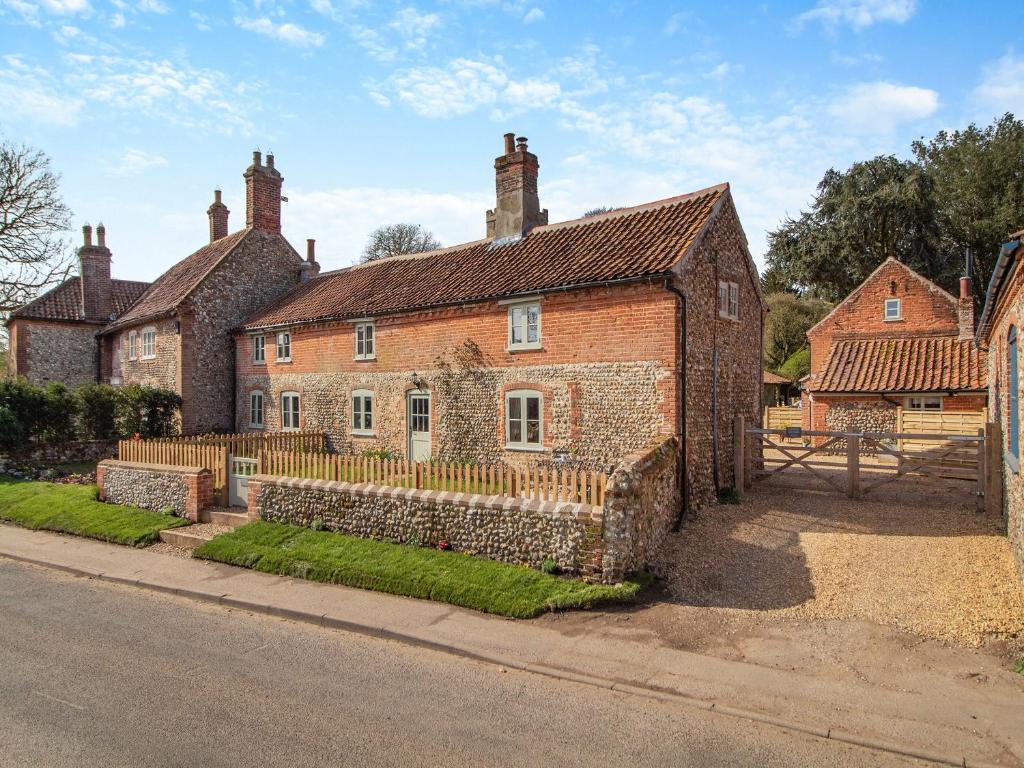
(276, 331, 291, 362)
(505, 389, 543, 451)
(252, 334, 265, 364)
(249, 390, 265, 428)
(905, 395, 943, 411)
(507, 301, 542, 351)
(884, 298, 902, 322)
(354, 322, 375, 360)
(718, 280, 739, 320)
(140, 327, 156, 360)
(351, 388, 375, 435)
(127, 331, 138, 361)
(281, 391, 300, 431)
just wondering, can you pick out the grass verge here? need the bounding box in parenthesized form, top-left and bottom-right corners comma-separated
(195, 521, 649, 619)
(0, 478, 188, 546)
(1015, 658, 1024, 675)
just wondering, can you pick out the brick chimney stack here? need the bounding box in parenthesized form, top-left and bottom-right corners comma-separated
(79, 222, 113, 321)
(244, 150, 283, 234)
(300, 238, 321, 282)
(958, 248, 975, 341)
(207, 189, 230, 242)
(485, 132, 548, 241)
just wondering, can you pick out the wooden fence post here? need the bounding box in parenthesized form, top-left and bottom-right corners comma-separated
(975, 428, 985, 512)
(220, 447, 230, 507)
(846, 434, 860, 499)
(986, 422, 1003, 516)
(733, 414, 744, 499)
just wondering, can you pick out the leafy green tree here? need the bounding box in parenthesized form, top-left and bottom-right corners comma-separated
(912, 114, 1024, 302)
(764, 292, 831, 371)
(114, 384, 181, 438)
(777, 348, 811, 382)
(764, 155, 939, 302)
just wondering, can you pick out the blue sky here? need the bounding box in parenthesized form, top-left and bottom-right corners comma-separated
(1, 0, 1022, 282)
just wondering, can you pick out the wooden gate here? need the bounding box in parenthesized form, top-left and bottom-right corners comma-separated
(897, 410, 987, 453)
(732, 416, 999, 513)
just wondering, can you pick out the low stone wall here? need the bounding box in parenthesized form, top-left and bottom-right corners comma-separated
(97, 459, 213, 521)
(822, 399, 897, 454)
(247, 436, 681, 583)
(601, 437, 680, 581)
(3, 439, 119, 467)
(1004, 462, 1024, 588)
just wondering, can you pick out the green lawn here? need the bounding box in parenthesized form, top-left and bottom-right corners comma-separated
(0, 478, 189, 546)
(195, 522, 649, 619)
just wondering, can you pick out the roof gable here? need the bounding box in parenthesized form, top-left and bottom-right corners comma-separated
(8, 277, 150, 324)
(105, 229, 252, 331)
(807, 258, 958, 338)
(241, 183, 728, 329)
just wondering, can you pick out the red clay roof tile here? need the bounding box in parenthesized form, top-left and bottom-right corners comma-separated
(9, 277, 151, 323)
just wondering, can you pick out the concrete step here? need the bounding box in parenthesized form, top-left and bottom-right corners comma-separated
(158, 523, 234, 550)
(205, 510, 250, 528)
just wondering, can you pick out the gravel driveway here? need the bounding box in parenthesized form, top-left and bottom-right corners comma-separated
(653, 478, 1024, 648)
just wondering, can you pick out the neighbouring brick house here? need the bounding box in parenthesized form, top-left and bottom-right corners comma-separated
(5, 225, 150, 387)
(802, 258, 987, 438)
(976, 229, 1024, 585)
(235, 133, 765, 509)
(6, 152, 313, 436)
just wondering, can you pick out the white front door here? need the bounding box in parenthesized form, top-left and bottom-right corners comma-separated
(229, 456, 258, 507)
(408, 392, 431, 462)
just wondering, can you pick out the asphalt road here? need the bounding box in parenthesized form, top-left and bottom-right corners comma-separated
(0, 559, 920, 768)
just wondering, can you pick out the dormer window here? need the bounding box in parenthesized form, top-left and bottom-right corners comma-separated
(507, 301, 541, 351)
(884, 298, 902, 321)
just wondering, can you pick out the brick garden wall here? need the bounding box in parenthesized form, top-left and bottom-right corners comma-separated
(6, 318, 100, 387)
(97, 459, 213, 521)
(235, 282, 678, 470)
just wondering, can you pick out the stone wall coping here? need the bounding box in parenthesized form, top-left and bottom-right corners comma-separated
(250, 474, 602, 522)
(98, 459, 212, 477)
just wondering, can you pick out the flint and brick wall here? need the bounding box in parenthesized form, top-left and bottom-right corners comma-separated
(236, 282, 678, 471)
(5, 318, 100, 387)
(97, 459, 213, 521)
(982, 259, 1024, 587)
(3, 439, 118, 467)
(108, 230, 302, 434)
(246, 437, 679, 583)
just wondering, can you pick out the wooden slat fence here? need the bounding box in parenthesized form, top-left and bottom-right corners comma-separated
(151, 431, 326, 458)
(118, 440, 229, 492)
(259, 449, 607, 506)
(764, 406, 801, 431)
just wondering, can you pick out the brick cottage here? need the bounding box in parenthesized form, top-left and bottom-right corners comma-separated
(802, 258, 987, 438)
(976, 229, 1024, 586)
(7, 134, 765, 509)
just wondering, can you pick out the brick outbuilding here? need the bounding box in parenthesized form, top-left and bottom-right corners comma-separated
(235, 134, 765, 509)
(802, 258, 987, 439)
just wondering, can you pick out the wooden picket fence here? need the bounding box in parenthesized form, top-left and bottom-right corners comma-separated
(151, 431, 326, 458)
(259, 449, 607, 506)
(118, 440, 229, 493)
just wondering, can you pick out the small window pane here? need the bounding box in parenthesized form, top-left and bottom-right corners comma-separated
(509, 418, 522, 443)
(526, 305, 539, 343)
(363, 396, 373, 429)
(511, 307, 524, 345)
(509, 397, 522, 420)
(526, 420, 540, 444)
(526, 396, 539, 420)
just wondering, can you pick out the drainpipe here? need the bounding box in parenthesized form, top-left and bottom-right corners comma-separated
(663, 279, 689, 526)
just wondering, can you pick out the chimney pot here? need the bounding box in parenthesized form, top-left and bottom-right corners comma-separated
(252, 150, 261, 167)
(306, 238, 315, 263)
(96, 222, 106, 248)
(516, 136, 528, 152)
(214, 189, 222, 203)
(266, 153, 275, 170)
(82, 224, 93, 247)
(503, 132, 515, 155)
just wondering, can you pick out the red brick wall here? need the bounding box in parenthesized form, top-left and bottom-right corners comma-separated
(808, 260, 959, 374)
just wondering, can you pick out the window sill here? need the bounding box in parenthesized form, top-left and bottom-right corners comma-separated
(506, 344, 543, 353)
(249, 424, 265, 430)
(141, 355, 156, 361)
(351, 430, 376, 438)
(718, 313, 739, 322)
(281, 427, 300, 433)
(883, 318, 902, 323)
(253, 360, 267, 366)
(505, 444, 545, 453)
(1005, 451, 1020, 476)
(275, 358, 292, 364)
(353, 356, 377, 362)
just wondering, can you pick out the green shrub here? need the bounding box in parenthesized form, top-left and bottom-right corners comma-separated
(541, 558, 559, 575)
(362, 447, 399, 461)
(0, 378, 43, 448)
(38, 383, 79, 444)
(76, 384, 119, 440)
(310, 517, 326, 531)
(115, 384, 182, 438)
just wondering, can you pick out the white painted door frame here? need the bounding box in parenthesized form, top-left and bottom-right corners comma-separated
(407, 390, 431, 462)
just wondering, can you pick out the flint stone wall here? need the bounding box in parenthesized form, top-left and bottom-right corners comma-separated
(97, 459, 212, 520)
(248, 436, 680, 583)
(823, 399, 898, 454)
(3, 439, 118, 466)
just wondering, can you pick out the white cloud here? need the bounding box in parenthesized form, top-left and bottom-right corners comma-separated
(0, 54, 83, 124)
(2, 0, 90, 23)
(523, 7, 543, 23)
(972, 51, 1024, 116)
(285, 186, 490, 269)
(797, 0, 916, 30)
(664, 11, 694, 36)
(828, 81, 938, 131)
(705, 62, 741, 81)
(136, 0, 168, 13)
(111, 10, 125, 27)
(110, 148, 168, 176)
(235, 16, 326, 47)
(390, 6, 441, 51)
(391, 58, 509, 117)
(189, 10, 209, 31)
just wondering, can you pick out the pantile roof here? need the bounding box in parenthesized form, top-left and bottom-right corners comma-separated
(105, 229, 251, 332)
(240, 184, 729, 330)
(811, 336, 986, 393)
(9, 277, 151, 323)
(762, 370, 791, 385)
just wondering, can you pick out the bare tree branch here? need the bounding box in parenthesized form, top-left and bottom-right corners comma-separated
(361, 223, 441, 263)
(0, 138, 74, 317)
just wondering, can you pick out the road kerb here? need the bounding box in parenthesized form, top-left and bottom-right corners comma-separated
(0, 548, 1001, 768)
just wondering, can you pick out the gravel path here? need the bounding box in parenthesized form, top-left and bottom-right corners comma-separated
(654, 481, 1024, 648)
